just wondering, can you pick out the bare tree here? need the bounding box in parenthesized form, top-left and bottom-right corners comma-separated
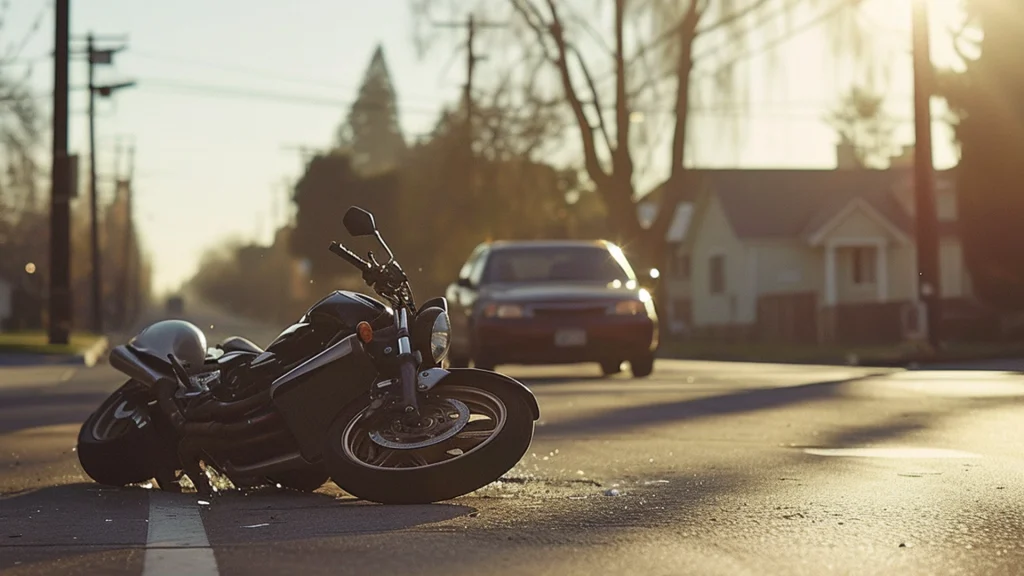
(411, 0, 872, 267)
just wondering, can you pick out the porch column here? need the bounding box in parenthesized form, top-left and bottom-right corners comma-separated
(876, 240, 888, 302)
(824, 241, 837, 306)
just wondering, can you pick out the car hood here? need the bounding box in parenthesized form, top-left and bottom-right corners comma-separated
(480, 283, 640, 303)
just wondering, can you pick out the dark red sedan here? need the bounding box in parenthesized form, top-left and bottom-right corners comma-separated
(445, 240, 658, 378)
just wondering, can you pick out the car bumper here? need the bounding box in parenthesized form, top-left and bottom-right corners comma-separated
(474, 315, 658, 365)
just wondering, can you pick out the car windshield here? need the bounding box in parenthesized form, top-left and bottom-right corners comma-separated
(483, 246, 633, 284)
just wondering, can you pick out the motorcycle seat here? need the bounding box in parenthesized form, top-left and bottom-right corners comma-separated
(219, 336, 264, 355)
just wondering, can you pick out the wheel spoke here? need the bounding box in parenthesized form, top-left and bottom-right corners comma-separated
(372, 449, 400, 467)
(451, 430, 494, 451)
(341, 386, 508, 471)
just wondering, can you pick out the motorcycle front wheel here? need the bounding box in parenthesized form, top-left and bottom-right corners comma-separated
(77, 380, 163, 486)
(323, 372, 534, 504)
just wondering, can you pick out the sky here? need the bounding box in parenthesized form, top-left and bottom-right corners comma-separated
(3, 0, 967, 296)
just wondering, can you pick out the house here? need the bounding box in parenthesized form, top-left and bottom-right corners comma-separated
(661, 162, 974, 345)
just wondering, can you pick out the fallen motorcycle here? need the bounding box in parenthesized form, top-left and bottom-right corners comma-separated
(77, 206, 540, 504)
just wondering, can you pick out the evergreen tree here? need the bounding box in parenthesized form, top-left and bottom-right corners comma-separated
(337, 45, 407, 176)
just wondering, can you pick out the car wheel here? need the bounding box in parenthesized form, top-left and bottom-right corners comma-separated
(600, 360, 623, 376)
(629, 354, 655, 378)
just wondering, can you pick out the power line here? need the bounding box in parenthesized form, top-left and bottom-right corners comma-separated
(130, 50, 362, 93)
(4, 1, 52, 63)
(134, 77, 444, 116)
(126, 50, 450, 111)
(693, 0, 866, 77)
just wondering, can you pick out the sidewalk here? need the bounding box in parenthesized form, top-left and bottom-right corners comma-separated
(0, 334, 109, 367)
(659, 339, 1024, 370)
(0, 292, 284, 368)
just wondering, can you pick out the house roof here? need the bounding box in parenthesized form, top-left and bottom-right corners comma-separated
(700, 168, 958, 241)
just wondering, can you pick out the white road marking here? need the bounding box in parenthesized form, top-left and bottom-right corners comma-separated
(143, 492, 219, 576)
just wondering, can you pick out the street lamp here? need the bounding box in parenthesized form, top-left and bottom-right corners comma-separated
(911, 0, 942, 348)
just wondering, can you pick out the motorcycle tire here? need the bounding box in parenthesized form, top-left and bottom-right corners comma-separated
(77, 380, 161, 487)
(269, 466, 330, 492)
(323, 373, 534, 504)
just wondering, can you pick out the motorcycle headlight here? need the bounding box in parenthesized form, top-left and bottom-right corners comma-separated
(430, 311, 452, 363)
(413, 306, 451, 364)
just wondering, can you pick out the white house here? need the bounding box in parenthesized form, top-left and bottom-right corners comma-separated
(660, 165, 974, 345)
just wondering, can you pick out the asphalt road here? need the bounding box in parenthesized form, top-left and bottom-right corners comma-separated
(3, 353, 1024, 576)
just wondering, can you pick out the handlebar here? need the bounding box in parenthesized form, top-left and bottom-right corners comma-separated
(329, 241, 372, 273)
(329, 239, 413, 310)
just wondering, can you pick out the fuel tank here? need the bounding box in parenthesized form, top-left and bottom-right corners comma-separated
(264, 291, 388, 355)
(302, 290, 387, 330)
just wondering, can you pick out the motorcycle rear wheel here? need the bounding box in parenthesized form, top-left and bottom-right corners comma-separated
(323, 374, 534, 504)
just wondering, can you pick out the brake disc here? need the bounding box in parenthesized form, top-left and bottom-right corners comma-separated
(369, 398, 470, 450)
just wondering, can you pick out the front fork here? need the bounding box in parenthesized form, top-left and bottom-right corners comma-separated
(395, 307, 420, 415)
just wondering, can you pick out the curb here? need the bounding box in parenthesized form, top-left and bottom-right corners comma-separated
(80, 336, 110, 367)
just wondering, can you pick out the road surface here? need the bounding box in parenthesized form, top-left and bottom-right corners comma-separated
(2, 354, 1023, 575)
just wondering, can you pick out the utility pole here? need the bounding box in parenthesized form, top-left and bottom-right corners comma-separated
(911, 0, 942, 348)
(85, 32, 135, 334)
(433, 15, 504, 200)
(116, 141, 136, 331)
(48, 0, 71, 345)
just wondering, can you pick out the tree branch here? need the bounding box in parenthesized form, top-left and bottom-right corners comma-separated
(531, 0, 607, 185)
(511, 0, 557, 63)
(569, 44, 614, 154)
(612, 0, 634, 182)
(695, 0, 774, 35)
(669, 3, 700, 179)
(648, 0, 701, 248)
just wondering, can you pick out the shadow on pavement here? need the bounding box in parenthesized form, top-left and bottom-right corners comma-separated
(201, 487, 476, 546)
(537, 374, 878, 438)
(0, 390, 108, 435)
(0, 482, 477, 573)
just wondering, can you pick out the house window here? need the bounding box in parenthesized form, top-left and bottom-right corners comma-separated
(851, 247, 877, 285)
(709, 255, 726, 294)
(670, 253, 691, 279)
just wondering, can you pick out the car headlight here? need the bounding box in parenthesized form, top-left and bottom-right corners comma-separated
(482, 303, 526, 319)
(611, 300, 647, 316)
(430, 311, 452, 363)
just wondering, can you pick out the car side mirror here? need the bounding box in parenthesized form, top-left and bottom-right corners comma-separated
(343, 206, 377, 237)
(457, 277, 474, 289)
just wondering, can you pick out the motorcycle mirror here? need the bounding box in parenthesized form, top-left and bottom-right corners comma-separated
(343, 207, 377, 237)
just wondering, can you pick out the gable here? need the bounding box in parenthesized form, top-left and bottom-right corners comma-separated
(807, 197, 911, 246)
(706, 168, 924, 239)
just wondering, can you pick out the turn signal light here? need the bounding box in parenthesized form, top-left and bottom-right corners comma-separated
(357, 321, 374, 343)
